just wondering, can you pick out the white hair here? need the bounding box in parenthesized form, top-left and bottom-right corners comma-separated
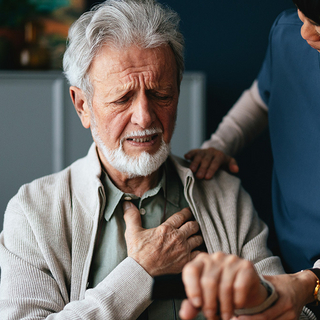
(63, 0, 184, 98)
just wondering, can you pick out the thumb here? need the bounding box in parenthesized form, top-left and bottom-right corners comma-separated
(179, 299, 200, 320)
(229, 157, 239, 173)
(123, 201, 142, 232)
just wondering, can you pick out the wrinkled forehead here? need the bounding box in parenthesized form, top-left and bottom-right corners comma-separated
(88, 45, 179, 88)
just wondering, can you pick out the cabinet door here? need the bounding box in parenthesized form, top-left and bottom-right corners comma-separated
(0, 73, 64, 228)
(173, 73, 206, 157)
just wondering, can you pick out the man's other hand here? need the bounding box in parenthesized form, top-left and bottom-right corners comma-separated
(236, 272, 317, 320)
(184, 147, 239, 180)
(179, 252, 268, 320)
(123, 201, 203, 277)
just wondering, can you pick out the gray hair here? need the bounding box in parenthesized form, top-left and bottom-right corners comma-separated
(63, 0, 184, 97)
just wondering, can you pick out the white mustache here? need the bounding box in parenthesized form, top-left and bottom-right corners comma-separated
(121, 128, 163, 143)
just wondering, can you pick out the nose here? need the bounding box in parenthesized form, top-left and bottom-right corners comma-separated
(130, 92, 155, 129)
(300, 21, 319, 41)
(297, 9, 320, 42)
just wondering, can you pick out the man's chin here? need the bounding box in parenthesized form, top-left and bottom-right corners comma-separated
(124, 150, 159, 159)
(102, 143, 170, 178)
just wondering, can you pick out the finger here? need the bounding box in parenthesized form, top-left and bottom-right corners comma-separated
(179, 299, 201, 320)
(189, 153, 205, 174)
(123, 201, 142, 233)
(163, 207, 193, 229)
(179, 220, 199, 238)
(237, 308, 286, 320)
(218, 256, 239, 320)
(200, 257, 221, 319)
(228, 158, 239, 173)
(187, 235, 204, 252)
(203, 156, 224, 179)
(195, 154, 216, 179)
(182, 255, 206, 308)
(237, 314, 268, 320)
(236, 299, 288, 320)
(233, 261, 259, 309)
(263, 312, 295, 320)
(190, 250, 202, 261)
(184, 149, 199, 160)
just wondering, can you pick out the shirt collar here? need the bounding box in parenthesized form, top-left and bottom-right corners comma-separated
(101, 161, 180, 221)
(102, 171, 124, 221)
(101, 163, 181, 221)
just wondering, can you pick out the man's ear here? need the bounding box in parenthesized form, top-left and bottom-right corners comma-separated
(70, 86, 91, 129)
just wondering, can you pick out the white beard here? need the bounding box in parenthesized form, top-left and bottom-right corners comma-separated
(92, 127, 171, 178)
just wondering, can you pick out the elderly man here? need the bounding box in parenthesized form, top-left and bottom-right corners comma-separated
(0, 0, 312, 319)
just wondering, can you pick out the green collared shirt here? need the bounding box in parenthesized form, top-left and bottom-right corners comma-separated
(89, 161, 205, 319)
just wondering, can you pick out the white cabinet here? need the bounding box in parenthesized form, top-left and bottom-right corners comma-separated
(0, 71, 205, 228)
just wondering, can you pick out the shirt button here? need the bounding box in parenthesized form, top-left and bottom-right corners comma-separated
(140, 208, 146, 215)
(124, 196, 132, 201)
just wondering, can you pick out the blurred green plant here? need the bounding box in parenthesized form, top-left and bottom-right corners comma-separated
(0, 0, 38, 28)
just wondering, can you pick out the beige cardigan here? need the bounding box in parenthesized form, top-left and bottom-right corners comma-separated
(0, 143, 284, 319)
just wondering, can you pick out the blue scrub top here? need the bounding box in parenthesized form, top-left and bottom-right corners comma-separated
(258, 9, 320, 272)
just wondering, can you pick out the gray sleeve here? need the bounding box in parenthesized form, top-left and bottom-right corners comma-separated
(0, 195, 152, 319)
(201, 80, 268, 156)
(51, 258, 153, 320)
(232, 179, 284, 276)
(0, 248, 152, 320)
(188, 171, 284, 276)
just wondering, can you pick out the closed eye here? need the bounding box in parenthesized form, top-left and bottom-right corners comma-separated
(147, 90, 172, 101)
(113, 93, 133, 105)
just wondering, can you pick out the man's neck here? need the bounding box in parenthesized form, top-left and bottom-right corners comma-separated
(99, 156, 161, 197)
(107, 169, 161, 197)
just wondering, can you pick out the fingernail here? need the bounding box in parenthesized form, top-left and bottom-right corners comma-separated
(123, 201, 133, 211)
(191, 297, 202, 307)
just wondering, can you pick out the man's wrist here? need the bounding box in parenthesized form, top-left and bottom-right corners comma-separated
(300, 269, 320, 305)
(234, 277, 278, 316)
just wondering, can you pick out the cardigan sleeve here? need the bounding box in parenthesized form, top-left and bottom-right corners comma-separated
(0, 243, 152, 319)
(185, 169, 284, 276)
(201, 80, 268, 156)
(0, 189, 153, 319)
